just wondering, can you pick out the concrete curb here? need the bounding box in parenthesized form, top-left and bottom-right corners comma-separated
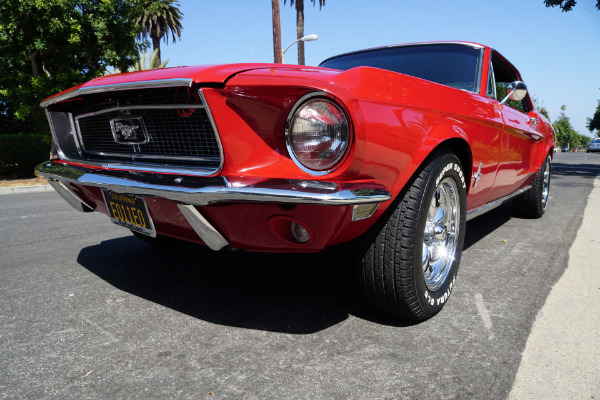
(508, 174, 600, 399)
(0, 185, 53, 196)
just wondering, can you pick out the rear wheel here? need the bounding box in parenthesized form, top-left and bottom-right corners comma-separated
(513, 154, 551, 218)
(359, 151, 467, 320)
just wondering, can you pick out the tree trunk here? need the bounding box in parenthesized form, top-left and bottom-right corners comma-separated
(29, 52, 43, 77)
(272, 0, 282, 63)
(151, 36, 162, 66)
(296, 0, 305, 65)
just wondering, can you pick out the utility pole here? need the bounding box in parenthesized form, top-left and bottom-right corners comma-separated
(272, 0, 282, 63)
(295, 0, 305, 65)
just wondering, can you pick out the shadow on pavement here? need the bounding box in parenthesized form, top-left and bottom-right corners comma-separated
(464, 158, 600, 249)
(464, 202, 513, 251)
(77, 236, 417, 334)
(78, 158, 600, 334)
(551, 162, 600, 178)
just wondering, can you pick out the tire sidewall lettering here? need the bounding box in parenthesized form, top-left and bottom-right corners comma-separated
(423, 275, 456, 306)
(435, 162, 466, 189)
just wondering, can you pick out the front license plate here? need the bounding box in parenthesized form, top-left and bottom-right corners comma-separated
(102, 190, 156, 237)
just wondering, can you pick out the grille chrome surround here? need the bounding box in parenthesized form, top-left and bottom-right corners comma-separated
(40, 78, 194, 108)
(68, 89, 223, 175)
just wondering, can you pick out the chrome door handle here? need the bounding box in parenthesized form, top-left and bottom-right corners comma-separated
(528, 117, 540, 128)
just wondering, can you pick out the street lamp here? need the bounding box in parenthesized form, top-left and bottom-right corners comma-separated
(282, 34, 318, 64)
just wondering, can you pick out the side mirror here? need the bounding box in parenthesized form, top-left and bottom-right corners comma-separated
(501, 81, 528, 104)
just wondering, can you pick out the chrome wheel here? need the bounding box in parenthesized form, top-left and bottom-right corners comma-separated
(422, 177, 460, 291)
(541, 158, 551, 208)
(359, 151, 466, 320)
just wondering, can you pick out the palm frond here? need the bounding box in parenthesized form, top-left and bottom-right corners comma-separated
(136, 0, 183, 44)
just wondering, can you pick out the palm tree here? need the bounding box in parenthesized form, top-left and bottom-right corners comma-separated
(106, 48, 169, 74)
(132, 48, 170, 71)
(136, 0, 183, 66)
(283, 0, 325, 65)
(272, 0, 282, 63)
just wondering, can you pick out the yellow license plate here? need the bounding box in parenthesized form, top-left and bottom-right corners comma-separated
(102, 190, 156, 237)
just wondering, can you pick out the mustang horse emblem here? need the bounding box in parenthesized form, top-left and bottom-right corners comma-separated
(114, 121, 139, 139)
(110, 116, 148, 144)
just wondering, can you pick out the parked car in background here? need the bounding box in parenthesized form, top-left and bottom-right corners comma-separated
(36, 42, 555, 320)
(587, 138, 600, 153)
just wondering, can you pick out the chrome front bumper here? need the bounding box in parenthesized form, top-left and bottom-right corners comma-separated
(36, 161, 392, 207)
(36, 161, 392, 250)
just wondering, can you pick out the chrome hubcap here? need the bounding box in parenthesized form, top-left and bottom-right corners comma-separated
(541, 158, 551, 208)
(422, 177, 460, 291)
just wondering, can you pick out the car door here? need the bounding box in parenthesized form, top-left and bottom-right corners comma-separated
(488, 51, 542, 200)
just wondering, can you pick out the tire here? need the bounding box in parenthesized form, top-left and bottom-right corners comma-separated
(359, 151, 467, 320)
(513, 154, 551, 219)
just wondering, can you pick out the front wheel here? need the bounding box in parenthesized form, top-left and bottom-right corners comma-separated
(359, 151, 467, 320)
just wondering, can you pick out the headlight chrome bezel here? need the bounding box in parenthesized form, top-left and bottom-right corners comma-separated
(285, 92, 352, 175)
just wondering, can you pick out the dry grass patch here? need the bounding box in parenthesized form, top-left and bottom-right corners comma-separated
(0, 177, 49, 188)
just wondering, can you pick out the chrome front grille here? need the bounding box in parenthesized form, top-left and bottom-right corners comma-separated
(68, 89, 222, 172)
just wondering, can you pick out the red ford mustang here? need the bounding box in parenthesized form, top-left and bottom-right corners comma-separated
(36, 41, 555, 320)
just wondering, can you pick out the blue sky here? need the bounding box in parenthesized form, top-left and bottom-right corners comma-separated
(160, 0, 600, 136)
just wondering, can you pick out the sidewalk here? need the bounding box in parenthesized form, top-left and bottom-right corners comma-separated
(0, 184, 52, 196)
(508, 175, 600, 399)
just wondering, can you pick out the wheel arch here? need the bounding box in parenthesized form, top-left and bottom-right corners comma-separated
(382, 136, 473, 217)
(437, 138, 473, 192)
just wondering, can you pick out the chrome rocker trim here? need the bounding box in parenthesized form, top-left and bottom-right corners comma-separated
(466, 186, 531, 221)
(36, 161, 392, 207)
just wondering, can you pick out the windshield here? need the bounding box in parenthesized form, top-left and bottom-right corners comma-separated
(320, 44, 482, 92)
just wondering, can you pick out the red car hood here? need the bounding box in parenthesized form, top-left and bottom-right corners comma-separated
(41, 64, 340, 106)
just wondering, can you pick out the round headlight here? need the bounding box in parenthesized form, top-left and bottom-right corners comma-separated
(286, 97, 350, 172)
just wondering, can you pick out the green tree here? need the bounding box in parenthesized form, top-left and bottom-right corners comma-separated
(553, 105, 591, 150)
(283, 0, 324, 65)
(587, 99, 600, 136)
(136, 0, 182, 67)
(543, 0, 600, 11)
(533, 96, 551, 120)
(0, 0, 142, 133)
(554, 105, 575, 149)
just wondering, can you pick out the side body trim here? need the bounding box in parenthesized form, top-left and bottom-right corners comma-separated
(466, 186, 531, 221)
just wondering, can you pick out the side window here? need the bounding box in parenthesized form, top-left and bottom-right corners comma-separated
(491, 51, 529, 113)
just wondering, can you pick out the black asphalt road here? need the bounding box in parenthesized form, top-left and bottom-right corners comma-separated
(1, 152, 599, 399)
